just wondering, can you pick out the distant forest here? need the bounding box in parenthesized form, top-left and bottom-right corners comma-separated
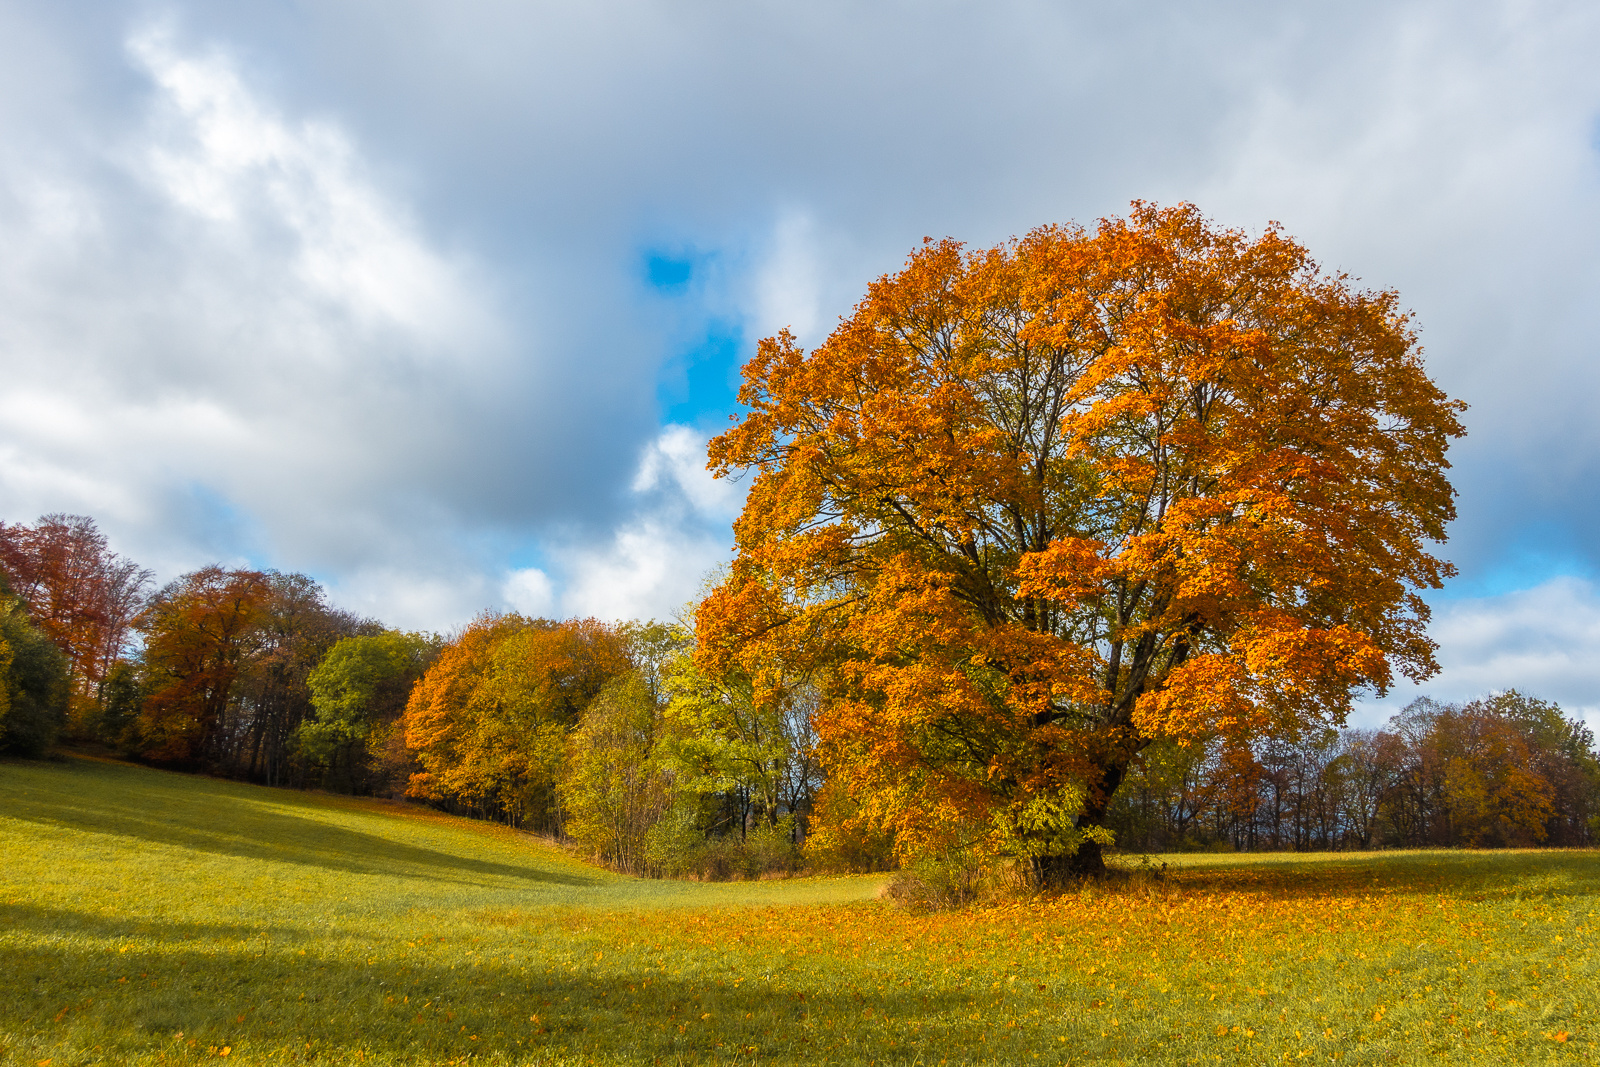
(3, 512, 1597, 876)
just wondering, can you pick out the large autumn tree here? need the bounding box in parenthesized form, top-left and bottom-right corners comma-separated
(699, 203, 1464, 878)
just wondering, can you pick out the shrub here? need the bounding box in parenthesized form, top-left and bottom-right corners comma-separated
(880, 850, 987, 912)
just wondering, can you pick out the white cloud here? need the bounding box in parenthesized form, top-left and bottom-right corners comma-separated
(325, 565, 498, 635)
(1354, 578, 1600, 736)
(0, 21, 548, 619)
(630, 424, 743, 518)
(554, 425, 739, 622)
(749, 210, 825, 345)
(556, 516, 720, 623)
(129, 28, 492, 348)
(502, 567, 555, 618)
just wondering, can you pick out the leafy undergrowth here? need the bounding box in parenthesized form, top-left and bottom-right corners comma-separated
(2, 757, 1596, 1065)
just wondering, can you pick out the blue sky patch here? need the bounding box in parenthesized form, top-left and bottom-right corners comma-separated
(660, 321, 745, 426)
(645, 253, 695, 289)
(1437, 520, 1596, 600)
(177, 482, 267, 571)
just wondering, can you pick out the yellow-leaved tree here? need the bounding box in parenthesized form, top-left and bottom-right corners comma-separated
(698, 203, 1464, 878)
(404, 614, 629, 828)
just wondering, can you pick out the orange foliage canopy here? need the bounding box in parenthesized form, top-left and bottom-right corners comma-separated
(699, 203, 1464, 873)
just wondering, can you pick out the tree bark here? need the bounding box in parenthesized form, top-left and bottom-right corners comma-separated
(1033, 756, 1128, 884)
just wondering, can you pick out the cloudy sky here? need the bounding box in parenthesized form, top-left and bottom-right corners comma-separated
(2, 1, 1598, 728)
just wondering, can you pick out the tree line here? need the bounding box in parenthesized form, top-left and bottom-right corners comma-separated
(0, 514, 821, 878)
(3, 509, 1596, 874)
(1108, 691, 1600, 851)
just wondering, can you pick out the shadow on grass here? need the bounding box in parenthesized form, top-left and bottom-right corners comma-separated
(1, 758, 600, 888)
(1148, 849, 1600, 900)
(0, 900, 315, 945)
(0, 904, 987, 1066)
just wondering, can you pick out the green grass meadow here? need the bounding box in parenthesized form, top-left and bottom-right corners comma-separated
(2, 756, 1596, 1065)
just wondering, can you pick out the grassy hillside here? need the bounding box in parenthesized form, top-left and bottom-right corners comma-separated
(2, 757, 1596, 1065)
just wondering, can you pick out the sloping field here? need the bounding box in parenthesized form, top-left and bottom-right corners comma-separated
(1, 757, 1596, 1065)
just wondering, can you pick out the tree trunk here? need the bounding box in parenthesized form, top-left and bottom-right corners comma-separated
(1032, 839, 1107, 882)
(1033, 757, 1127, 884)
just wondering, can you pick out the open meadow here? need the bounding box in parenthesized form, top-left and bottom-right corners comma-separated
(2, 757, 1596, 1066)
